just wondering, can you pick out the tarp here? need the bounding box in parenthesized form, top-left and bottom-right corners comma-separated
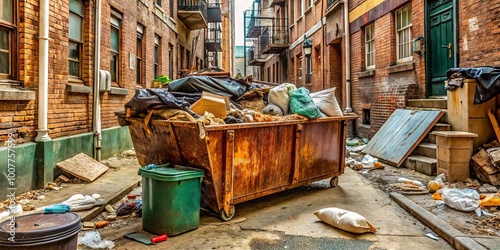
(125, 88, 199, 117)
(447, 67, 500, 104)
(167, 76, 248, 99)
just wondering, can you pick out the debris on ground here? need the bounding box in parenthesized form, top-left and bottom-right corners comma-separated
(78, 231, 115, 249)
(471, 140, 500, 185)
(56, 153, 109, 182)
(314, 207, 377, 234)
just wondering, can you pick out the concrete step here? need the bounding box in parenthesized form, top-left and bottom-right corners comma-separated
(415, 142, 437, 158)
(433, 123, 451, 131)
(405, 155, 437, 176)
(407, 98, 447, 109)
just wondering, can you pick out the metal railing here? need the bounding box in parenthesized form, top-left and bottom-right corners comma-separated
(178, 0, 208, 21)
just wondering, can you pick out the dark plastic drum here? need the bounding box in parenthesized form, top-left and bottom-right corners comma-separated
(0, 212, 81, 250)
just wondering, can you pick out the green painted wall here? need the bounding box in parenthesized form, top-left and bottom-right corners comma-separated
(101, 126, 133, 159)
(0, 126, 133, 198)
(0, 143, 37, 200)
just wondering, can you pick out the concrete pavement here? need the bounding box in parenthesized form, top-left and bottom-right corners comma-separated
(113, 168, 453, 249)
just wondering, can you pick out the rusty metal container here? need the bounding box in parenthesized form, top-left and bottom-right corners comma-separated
(0, 213, 81, 249)
(125, 116, 354, 220)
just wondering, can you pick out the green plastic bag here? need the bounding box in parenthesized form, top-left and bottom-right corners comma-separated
(288, 87, 322, 118)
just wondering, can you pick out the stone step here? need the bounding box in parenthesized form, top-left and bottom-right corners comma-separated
(405, 155, 437, 176)
(415, 142, 437, 158)
(433, 123, 451, 131)
(407, 98, 447, 109)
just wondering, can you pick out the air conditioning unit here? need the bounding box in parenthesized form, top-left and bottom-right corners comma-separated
(99, 70, 111, 92)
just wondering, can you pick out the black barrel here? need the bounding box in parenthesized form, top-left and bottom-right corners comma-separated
(0, 213, 81, 250)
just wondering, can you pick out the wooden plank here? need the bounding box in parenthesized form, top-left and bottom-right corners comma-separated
(56, 153, 109, 182)
(487, 108, 500, 142)
(362, 109, 443, 167)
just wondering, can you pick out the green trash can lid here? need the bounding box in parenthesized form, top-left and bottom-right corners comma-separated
(139, 164, 204, 182)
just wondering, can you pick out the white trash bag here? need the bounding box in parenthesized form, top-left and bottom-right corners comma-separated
(78, 231, 114, 249)
(441, 188, 480, 212)
(314, 207, 377, 234)
(310, 88, 343, 117)
(268, 83, 296, 115)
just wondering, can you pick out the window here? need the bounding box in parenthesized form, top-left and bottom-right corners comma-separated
(298, 56, 302, 78)
(68, 0, 83, 79)
(110, 10, 122, 85)
(154, 35, 160, 79)
(136, 24, 144, 86)
(154, 0, 162, 7)
(365, 24, 375, 69)
(168, 43, 173, 80)
(396, 4, 412, 62)
(169, 0, 174, 16)
(299, 0, 303, 15)
(307, 0, 312, 9)
(362, 109, 371, 125)
(306, 55, 312, 84)
(0, 0, 17, 79)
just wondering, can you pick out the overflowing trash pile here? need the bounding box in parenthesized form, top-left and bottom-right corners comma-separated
(123, 76, 343, 125)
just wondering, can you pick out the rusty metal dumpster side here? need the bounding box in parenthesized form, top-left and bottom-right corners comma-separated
(127, 116, 353, 216)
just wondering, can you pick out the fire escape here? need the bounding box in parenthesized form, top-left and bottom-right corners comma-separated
(244, 0, 288, 75)
(205, 1, 222, 69)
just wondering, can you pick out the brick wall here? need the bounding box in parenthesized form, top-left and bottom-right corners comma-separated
(0, 0, 206, 145)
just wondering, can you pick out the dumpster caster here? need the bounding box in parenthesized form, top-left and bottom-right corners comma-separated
(329, 177, 339, 188)
(220, 205, 235, 221)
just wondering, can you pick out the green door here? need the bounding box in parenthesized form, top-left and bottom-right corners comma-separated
(426, 0, 455, 96)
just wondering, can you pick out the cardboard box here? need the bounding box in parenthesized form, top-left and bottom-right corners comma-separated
(190, 92, 230, 119)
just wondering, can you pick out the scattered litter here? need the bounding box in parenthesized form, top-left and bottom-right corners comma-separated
(347, 144, 367, 153)
(361, 154, 378, 167)
(441, 188, 480, 212)
(425, 233, 439, 241)
(347, 138, 363, 147)
(125, 232, 167, 245)
(314, 207, 377, 234)
(78, 231, 114, 249)
(56, 153, 109, 182)
(56, 174, 71, 183)
(95, 221, 109, 229)
(44, 204, 71, 214)
(105, 204, 115, 213)
(58, 194, 106, 212)
(398, 177, 423, 187)
(480, 193, 500, 207)
(83, 222, 95, 230)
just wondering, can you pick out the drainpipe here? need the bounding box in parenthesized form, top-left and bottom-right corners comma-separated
(93, 0, 102, 161)
(343, 0, 352, 113)
(35, 0, 50, 142)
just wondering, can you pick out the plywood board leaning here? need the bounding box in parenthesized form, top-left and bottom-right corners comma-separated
(56, 153, 109, 182)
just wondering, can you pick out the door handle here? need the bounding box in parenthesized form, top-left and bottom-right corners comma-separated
(441, 43, 452, 58)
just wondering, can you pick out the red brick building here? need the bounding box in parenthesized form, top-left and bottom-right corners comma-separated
(0, 0, 224, 196)
(246, 0, 500, 139)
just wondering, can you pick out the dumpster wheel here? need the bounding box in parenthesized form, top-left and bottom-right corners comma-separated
(220, 205, 235, 221)
(330, 177, 339, 188)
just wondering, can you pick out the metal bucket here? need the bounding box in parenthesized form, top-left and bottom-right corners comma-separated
(0, 213, 81, 250)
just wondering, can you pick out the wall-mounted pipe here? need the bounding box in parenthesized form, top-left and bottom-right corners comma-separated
(92, 0, 103, 161)
(343, 0, 352, 113)
(35, 0, 50, 142)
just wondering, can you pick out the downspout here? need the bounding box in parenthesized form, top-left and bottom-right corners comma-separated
(343, 0, 352, 113)
(93, 0, 102, 161)
(35, 0, 50, 142)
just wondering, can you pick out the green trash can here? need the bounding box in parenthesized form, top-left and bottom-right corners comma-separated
(139, 163, 204, 236)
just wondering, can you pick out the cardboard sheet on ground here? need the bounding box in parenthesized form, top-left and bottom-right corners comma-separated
(56, 153, 109, 182)
(362, 109, 443, 167)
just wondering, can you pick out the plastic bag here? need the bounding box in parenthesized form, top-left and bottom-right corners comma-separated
(314, 207, 377, 234)
(310, 88, 343, 117)
(441, 188, 480, 212)
(288, 87, 322, 119)
(268, 83, 296, 114)
(361, 154, 378, 166)
(78, 231, 115, 249)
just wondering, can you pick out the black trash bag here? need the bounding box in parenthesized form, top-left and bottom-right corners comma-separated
(446, 67, 500, 104)
(125, 88, 199, 118)
(116, 202, 136, 216)
(169, 91, 202, 104)
(167, 76, 248, 99)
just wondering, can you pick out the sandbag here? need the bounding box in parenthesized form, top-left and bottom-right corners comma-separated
(268, 83, 296, 114)
(314, 207, 377, 234)
(288, 87, 322, 119)
(310, 88, 343, 117)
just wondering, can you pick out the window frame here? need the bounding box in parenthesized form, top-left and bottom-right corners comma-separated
(395, 4, 413, 63)
(365, 24, 375, 70)
(0, 0, 17, 80)
(136, 24, 144, 86)
(298, 56, 303, 79)
(154, 34, 160, 79)
(154, 0, 162, 7)
(68, 0, 84, 80)
(168, 43, 173, 80)
(110, 10, 122, 86)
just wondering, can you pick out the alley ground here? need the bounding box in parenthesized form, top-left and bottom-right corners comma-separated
(80, 153, 455, 250)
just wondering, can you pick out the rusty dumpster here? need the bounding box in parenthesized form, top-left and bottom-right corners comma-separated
(124, 116, 355, 220)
